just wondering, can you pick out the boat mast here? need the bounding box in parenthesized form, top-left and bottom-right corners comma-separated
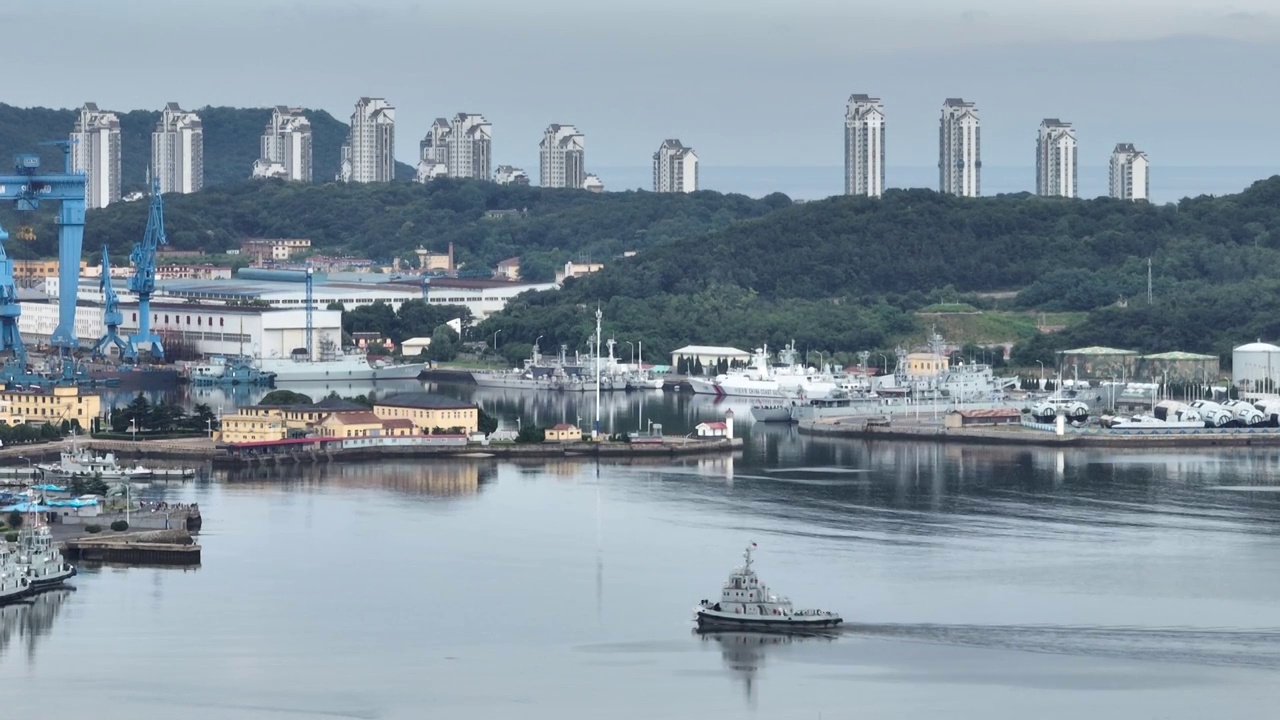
(594, 305, 602, 439)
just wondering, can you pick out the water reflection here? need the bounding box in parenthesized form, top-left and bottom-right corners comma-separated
(695, 630, 837, 705)
(0, 589, 71, 663)
(225, 460, 495, 498)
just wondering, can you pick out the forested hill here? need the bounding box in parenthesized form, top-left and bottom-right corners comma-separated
(0, 103, 413, 188)
(478, 176, 1280, 363)
(2, 179, 792, 280)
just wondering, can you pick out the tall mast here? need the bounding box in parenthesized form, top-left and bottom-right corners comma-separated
(594, 305, 602, 439)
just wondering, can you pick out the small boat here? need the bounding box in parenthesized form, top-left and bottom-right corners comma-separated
(750, 404, 793, 423)
(15, 520, 76, 589)
(0, 537, 32, 605)
(188, 355, 277, 387)
(694, 543, 842, 631)
(36, 442, 155, 482)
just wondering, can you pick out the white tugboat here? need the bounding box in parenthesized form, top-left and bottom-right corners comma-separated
(694, 543, 842, 631)
(15, 519, 76, 589)
(0, 538, 32, 605)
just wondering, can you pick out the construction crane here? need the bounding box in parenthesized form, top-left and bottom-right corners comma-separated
(92, 245, 128, 360)
(125, 178, 167, 361)
(0, 145, 86, 382)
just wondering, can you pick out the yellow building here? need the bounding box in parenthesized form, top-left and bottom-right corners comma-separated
(319, 411, 386, 438)
(905, 352, 949, 378)
(219, 413, 287, 443)
(373, 392, 477, 434)
(555, 261, 604, 284)
(0, 386, 100, 427)
(544, 423, 583, 443)
(12, 259, 88, 287)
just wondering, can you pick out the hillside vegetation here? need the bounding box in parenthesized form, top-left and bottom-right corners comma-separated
(478, 177, 1280, 364)
(0, 103, 412, 189)
(1, 180, 791, 281)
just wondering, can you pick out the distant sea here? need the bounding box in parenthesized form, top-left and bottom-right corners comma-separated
(592, 165, 1280, 205)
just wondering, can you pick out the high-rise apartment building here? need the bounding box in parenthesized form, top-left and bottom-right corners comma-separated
(252, 107, 313, 182)
(415, 113, 492, 182)
(539, 124, 586, 189)
(448, 113, 491, 180)
(339, 97, 395, 183)
(844, 94, 885, 197)
(939, 98, 980, 197)
(652, 139, 698, 193)
(415, 119, 451, 182)
(1110, 143, 1149, 201)
(151, 103, 203, 194)
(1036, 119, 1078, 198)
(70, 102, 122, 209)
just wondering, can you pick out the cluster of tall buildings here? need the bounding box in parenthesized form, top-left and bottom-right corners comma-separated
(253, 107, 313, 182)
(71, 102, 204, 209)
(844, 96, 1151, 201)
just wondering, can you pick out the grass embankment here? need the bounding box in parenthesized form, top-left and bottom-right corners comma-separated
(913, 310, 1088, 345)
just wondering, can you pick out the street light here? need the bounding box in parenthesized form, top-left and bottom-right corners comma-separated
(1036, 360, 1045, 390)
(535, 335, 544, 354)
(128, 419, 138, 443)
(625, 341, 635, 367)
(493, 329, 502, 353)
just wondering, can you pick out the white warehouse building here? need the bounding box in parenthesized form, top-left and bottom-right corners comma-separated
(1232, 342, 1280, 392)
(18, 301, 341, 360)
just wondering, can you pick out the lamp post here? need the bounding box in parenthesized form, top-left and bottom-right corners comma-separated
(128, 419, 138, 443)
(626, 341, 635, 367)
(535, 335, 543, 355)
(206, 417, 214, 439)
(1036, 360, 1045, 390)
(492, 329, 502, 354)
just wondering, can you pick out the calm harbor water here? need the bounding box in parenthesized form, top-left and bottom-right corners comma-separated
(6, 383, 1280, 718)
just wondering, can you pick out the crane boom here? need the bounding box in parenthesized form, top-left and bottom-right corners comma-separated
(92, 245, 129, 361)
(126, 177, 167, 361)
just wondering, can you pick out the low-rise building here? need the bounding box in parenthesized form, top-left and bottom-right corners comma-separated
(155, 264, 234, 280)
(555, 261, 603, 284)
(12, 260, 87, 288)
(319, 411, 389, 438)
(220, 397, 370, 443)
(425, 277, 558, 320)
(0, 386, 101, 427)
(944, 408, 1023, 429)
(669, 345, 751, 371)
(495, 257, 521, 280)
(905, 352, 949, 377)
(400, 337, 432, 356)
(242, 238, 311, 263)
(416, 243, 455, 274)
(219, 413, 288, 443)
(695, 421, 728, 438)
(545, 423, 582, 443)
(373, 392, 478, 434)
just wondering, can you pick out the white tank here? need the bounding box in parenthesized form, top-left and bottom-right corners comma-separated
(1190, 400, 1233, 427)
(1233, 342, 1280, 391)
(1153, 400, 1187, 422)
(1254, 399, 1280, 426)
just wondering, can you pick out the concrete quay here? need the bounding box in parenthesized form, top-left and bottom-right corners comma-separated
(799, 416, 1280, 448)
(60, 529, 201, 566)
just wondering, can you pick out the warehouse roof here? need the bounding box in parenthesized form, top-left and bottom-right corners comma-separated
(670, 345, 750, 357)
(1140, 351, 1217, 360)
(1061, 346, 1138, 355)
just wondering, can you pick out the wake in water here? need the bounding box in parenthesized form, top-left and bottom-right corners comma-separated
(843, 622, 1280, 670)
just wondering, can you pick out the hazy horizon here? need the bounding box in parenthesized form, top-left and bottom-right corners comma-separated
(5, 1, 1279, 177)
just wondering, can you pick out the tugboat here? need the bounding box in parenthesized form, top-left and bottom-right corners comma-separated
(15, 517, 76, 589)
(694, 543, 842, 631)
(0, 538, 31, 605)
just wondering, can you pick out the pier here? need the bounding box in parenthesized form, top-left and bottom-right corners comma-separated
(799, 416, 1280, 447)
(60, 529, 201, 566)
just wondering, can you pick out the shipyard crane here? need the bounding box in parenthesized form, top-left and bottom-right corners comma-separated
(92, 245, 129, 360)
(0, 145, 86, 381)
(126, 178, 167, 361)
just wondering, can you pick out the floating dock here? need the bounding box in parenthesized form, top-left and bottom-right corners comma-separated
(59, 529, 201, 566)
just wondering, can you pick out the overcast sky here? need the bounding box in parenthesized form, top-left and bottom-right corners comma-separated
(7, 0, 1280, 173)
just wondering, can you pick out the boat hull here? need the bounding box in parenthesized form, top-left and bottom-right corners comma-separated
(28, 565, 76, 589)
(269, 364, 425, 382)
(750, 406, 793, 423)
(695, 608, 843, 631)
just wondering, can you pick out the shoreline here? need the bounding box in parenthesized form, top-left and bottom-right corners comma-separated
(798, 417, 1280, 448)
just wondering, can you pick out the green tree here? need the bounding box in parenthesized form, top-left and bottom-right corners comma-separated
(430, 324, 460, 362)
(477, 408, 499, 435)
(259, 390, 314, 406)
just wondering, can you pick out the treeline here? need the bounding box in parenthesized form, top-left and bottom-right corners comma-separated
(477, 177, 1280, 364)
(0, 103, 407, 192)
(8, 180, 790, 281)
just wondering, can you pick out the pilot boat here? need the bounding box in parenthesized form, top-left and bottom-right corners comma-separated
(16, 520, 77, 589)
(694, 543, 842, 631)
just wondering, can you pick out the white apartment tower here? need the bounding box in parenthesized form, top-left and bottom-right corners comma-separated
(340, 97, 395, 183)
(151, 103, 204, 194)
(939, 98, 980, 197)
(844, 94, 885, 197)
(448, 113, 492, 180)
(1110, 143, 1150, 201)
(652, 139, 698, 193)
(540, 124, 586, 189)
(1036, 119, 1078, 198)
(253, 107, 313, 182)
(415, 119, 451, 182)
(494, 166, 530, 185)
(70, 103, 122, 209)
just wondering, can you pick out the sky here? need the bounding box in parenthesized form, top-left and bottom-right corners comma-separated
(6, 0, 1280, 178)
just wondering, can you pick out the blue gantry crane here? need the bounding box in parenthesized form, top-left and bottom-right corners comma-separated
(126, 178, 167, 361)
(0, 145, 86, 381)
(92, 245, 129, 360)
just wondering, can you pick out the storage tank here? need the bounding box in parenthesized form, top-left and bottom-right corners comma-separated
(1223, 399, 1267, 427)
(1190, 400, 1234, 428)
(1254, 399, 1280, 426)
(1232, 342, 1280, 392)
(1153, 400, 1187, 422)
